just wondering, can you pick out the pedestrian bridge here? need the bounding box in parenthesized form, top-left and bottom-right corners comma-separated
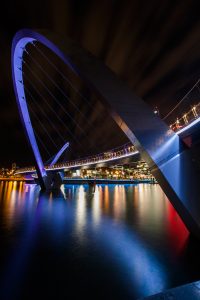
(15, 144, 139, 174)
(11, 29, 200, 238)
(15, 106, 200, 175)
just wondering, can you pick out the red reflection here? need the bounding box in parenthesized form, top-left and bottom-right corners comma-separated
(166, 199, 189, 255)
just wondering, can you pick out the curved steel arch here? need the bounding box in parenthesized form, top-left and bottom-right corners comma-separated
(12, 29, 200, 237)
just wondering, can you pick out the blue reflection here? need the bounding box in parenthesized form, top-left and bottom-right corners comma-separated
(94, 218, 167, 297)
(0, 183, 191, 299)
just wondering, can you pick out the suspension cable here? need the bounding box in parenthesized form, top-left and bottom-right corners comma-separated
(25, 50, 95, 128)
(22, 71, 91, 155)
(34, 130, 51, 157)
(28, 102, 59, 150)
(162, 79, 200, 121)
(23, 59, 99, 153)
(32, 42, 94, 109)
(24, 85, 67, 144)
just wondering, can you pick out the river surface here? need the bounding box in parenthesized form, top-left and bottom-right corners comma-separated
(0, 181, 200, 299)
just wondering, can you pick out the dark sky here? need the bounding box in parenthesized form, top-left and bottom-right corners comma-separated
(0, 0, 200, 167)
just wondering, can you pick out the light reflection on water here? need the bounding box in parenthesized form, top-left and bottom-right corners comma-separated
(0, 181, 198, 300)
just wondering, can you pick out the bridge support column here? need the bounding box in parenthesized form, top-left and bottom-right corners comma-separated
(34, 171, 64, 191)
(42, 171, 64, 191)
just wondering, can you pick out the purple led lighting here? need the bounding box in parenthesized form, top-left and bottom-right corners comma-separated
(50, 142, 69, 166)
(11, 29, 87, 184)
(12, 36, 47, 180)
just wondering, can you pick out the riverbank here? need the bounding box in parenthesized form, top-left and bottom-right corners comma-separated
(0, 177, 25, 182)
(1, 177, 157, 185)
(62, 178, 157, 184)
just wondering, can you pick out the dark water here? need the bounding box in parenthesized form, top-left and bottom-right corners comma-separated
(0, 181, 200, 299)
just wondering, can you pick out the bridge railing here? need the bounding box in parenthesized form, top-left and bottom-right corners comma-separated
(170, 102, 200, 132)
(15, 143, 137, 174)
(161, 79, 200, 133)
(46, 144, 136, 170)
(16, 93, 200, 175)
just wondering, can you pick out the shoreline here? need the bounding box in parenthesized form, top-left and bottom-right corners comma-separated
(1, 178, 157, 185)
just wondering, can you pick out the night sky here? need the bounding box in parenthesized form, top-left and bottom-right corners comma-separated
(0, 0, 200, 167)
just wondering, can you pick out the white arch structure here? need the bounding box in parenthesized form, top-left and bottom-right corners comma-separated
(12, 29, 200, 238)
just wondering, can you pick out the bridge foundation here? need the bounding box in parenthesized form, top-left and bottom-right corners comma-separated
(36, 171, 64, 191)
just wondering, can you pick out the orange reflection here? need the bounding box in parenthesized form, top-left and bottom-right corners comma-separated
(104, 185, 109, 213)
(137, 184, 170, 236)
(75, 185, 86, 235)
(113, 185, 126, 221)
(0, 181, 4, 198)
(0, 181, 29, 229)
(133, 185, 139, 209)
(3, 181, 15, 228)
(92, 186, 102, 226)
